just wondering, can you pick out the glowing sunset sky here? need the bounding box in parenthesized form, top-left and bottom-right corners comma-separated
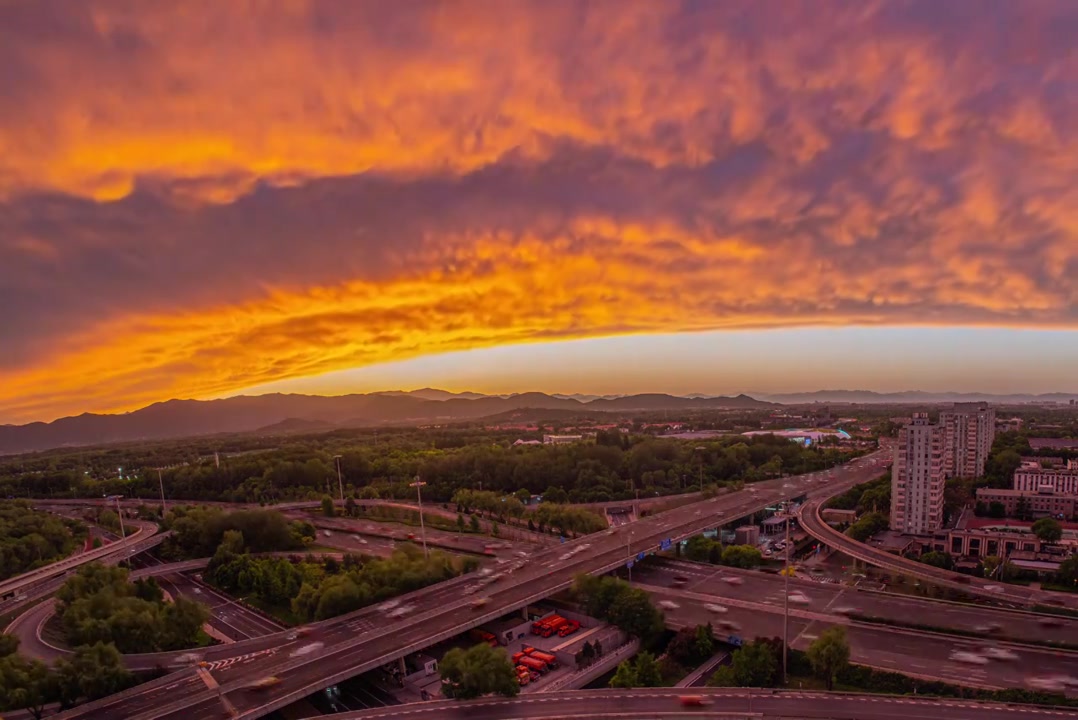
(1, 0, 1077, 424)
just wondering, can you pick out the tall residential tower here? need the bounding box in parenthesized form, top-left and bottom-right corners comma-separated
(891, 403, 996, 535)
(891, 413, 945, 535)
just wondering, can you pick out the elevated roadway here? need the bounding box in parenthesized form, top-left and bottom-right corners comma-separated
(54, 452, 891, 720)
(0, 519, 159, 600)
(306, 688, 1076, 720)
(797, 494, 1078, 610)
(637, 558, 1078, 646)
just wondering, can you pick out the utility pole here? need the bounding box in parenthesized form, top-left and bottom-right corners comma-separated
(411, 477, 429, 558)
(626, 530, 634, 583)
(157, 468, 167, 516)
(782, 499, 791, 684)
(333, 455, 344, 502)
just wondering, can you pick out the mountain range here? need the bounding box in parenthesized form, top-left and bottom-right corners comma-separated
(753, 390, 1078, 404)
(0, 391, 769, 455)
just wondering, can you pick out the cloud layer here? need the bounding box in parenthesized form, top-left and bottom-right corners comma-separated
(1, 0, 1077, 422)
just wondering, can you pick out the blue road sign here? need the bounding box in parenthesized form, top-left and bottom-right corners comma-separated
(560, 535, 566, 543)
(728, 635, 743, 647)
(636, 551, 647, 561)
(626, 560, 635, 569)
(660, 538, 672, 551)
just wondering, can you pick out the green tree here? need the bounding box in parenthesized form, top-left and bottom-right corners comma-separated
(491, 521, 500, 538)
(846, 512, 888, 542)
(608, 587, 664, 639)
(693, 623, 715, 660)
(684, 535, 715, 563)
(1054, 555, 1078, 588)
(55, 642, 131, 708)
(0, 653, 55, 718)
(720, 544, 762, 569)
(456, 513, 466, 533)
(0, 634, 18, 658)
(514, 488, 531, 504)
(633, 651, 663, 687)
(988, 502, 1006, 519)
(440, 644, 519, 700)
(919, 551, 954, 570)
(609, 659, 637, 688)
(709, 640, 777, 687)
(345, 496, 357, 516)
(469, 514, 481, 533)
(321, 496, 335, 517)
(807, 626, 850, 691)
(1033, 517, 1063, 544)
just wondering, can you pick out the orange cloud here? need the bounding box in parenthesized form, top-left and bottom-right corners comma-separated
(1, 0, 1076, 422)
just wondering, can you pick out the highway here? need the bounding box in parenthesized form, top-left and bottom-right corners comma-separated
(798, 494, 1078, 610)
(636, 558, 1078, 646)
(0, 519, 159, 600)
(303, 688, 1077, 720)
(159, 573, 285, 642)
(54, 451, 891, 720)
(649, 585, 1078, 691)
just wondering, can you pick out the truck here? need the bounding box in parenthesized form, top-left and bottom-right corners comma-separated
(518, 655, 547, 674)
(528, 650, 559, 669)
(536, 615, 567, 638)
(557, 619, 581, 637)
(515, 667, 530, 686)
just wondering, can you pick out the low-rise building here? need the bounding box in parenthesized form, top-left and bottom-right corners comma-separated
(975, 487, 1077, 520)
(543, 435, 583, 445)
(1012, 467, 1078, 494)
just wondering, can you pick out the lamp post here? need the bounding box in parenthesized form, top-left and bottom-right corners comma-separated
(105, 494, 126, 540)
(782, 499, 791, 684)
(333, 455, 344, 503)
(157, 468, 167, 516)
(410, 477, 429, 558)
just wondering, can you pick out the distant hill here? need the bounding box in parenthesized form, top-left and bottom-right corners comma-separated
(0, 391, 772, 455)
(757, 390, 1078, 405)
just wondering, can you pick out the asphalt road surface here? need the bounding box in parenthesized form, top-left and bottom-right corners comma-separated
(55, 452, 893, 720)
(159, 574, 284, 641)
(636, 558, 1078, 646)
(302, 688, 1078, 720)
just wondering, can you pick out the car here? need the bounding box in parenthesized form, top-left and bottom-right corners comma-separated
(471, 597, 489, 609)
(193, 588, 201, 594)
(974, 623, 1003, 634)
(285, 628, 309, 641)
(982, 584, 1004, 593)
(982, 647, 1018, 661)
(787, 592, 810, 605)
(704, 603, 727, 614)
(718, 620, 742, 632)
(377, 599, 401, 612)
(516, 551, 528, 558)
(672, 576, 690, 586)
(658, 600, 680, 610)
(1025, 676, 1067, 692)
(722, 576, 743, 585)
(175, 652, 203, 665)
(679, 695, 712, 707)
(949, 650, 989, 665)
(560, 553, 572, 561)
(388, 604, 415, 618)
(1038, 616, 1065, 628)
(290, 641, 324, 658)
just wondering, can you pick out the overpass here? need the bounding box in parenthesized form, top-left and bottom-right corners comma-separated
(310, 688, 1076, 720)
(797, 493, 1078, 610)
(54, 452, 891, 720)
(0, 520, 164, 611)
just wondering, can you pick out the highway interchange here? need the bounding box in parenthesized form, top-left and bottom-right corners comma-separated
(5, 448, 1075, 719)
(50, 452, 891, 719)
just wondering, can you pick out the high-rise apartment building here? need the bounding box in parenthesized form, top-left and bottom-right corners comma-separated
(891, 413, 945, 535)
(939, 402, 996, 478)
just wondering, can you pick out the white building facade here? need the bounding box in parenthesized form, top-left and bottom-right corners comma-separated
(891, 413, 946, 535)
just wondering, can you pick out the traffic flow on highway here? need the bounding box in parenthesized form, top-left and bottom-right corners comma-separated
(53, 451, 892, 720)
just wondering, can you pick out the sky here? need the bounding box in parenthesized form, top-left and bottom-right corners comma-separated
(1, 0, 1077, 424)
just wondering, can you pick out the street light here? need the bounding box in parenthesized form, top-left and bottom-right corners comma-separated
(104, 494, 126, 540)
(626, 529, 634, 583)
(410, 477, 429, 558)
(782, 498, 791, 684)
(333, 455, 345, 503)
(156, 468, 167, 516)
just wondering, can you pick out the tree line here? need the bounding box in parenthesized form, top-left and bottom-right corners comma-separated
(0, 430, 860, 508)
(0, 501, 82, 582)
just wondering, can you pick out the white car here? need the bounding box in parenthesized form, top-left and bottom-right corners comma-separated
(721, 576, 744, 585)
(658, 600, 680, 610)
(982, 647, 1018, 661)
(982, 584, 1003, 593)
(949, 650, 989, 665)
(290, 641, 324, 658)
(388, 604, 415, 618)
(560, 553, 572, 561)
(832, 606, 858, 616)
(1025, 676, 1068, 692)
(704, 603, 727, 614)
(787, 592, 810, 605)
(376, 599, 401, 612)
